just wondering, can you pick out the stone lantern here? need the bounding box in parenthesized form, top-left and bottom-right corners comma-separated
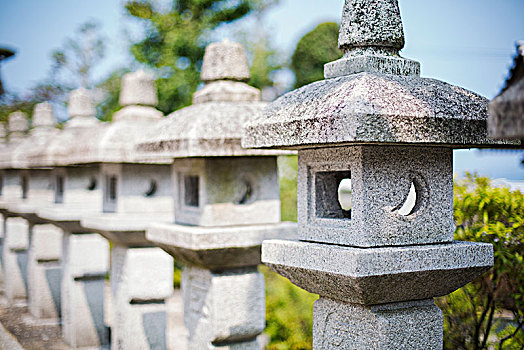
(29, 89, 110, 348)
(74, 70, 174, 350)
(0, 102, 63, 320)
(138, 39, 296, 349)
(242, 1, 513, 348)
(0, 111, 31, 304)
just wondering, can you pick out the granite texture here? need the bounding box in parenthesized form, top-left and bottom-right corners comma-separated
(172, 157, 281, 227)
(137, 101, 287, 158)
(182, 266, 265, 349)
(338, 0, 404, 51)
(242, 72, 517, 149)
(193, 80, 261, 104)
(147, 221, 297, 270)
(200, 39, 251, 82)
(488, 78, 524, 139)
(262, 240, 493, 305)
(325, 53, 420, 77)
(297, 145, 454, 247)
(119, 70, 158, 107)
(314, 298, 442, 349)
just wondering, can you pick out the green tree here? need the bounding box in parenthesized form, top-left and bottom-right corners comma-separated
(94, 68, 130, 122)
(291, 22, 342, 88)
(125, 0, 261, 114)
(437, 174, 524, 349)
(51, 21, 106, 89)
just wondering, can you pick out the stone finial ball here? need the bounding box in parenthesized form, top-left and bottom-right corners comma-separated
(8, 111, 29, 133)
(200, 39, 251, 82)
(68, 88, 95, 118)
(32, 102, 55, 128)
(339, 0, 405, 51)
(119, 69, 158, 107)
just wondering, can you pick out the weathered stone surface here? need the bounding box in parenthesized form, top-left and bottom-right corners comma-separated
(110, 246, 173, 349)
(298, 145, 453, 247)
(182, 266, 265, 349)
(325, 53, 420, 77)
(200, 39, 250, 82)
(338, 0, 404, 51)
(172, 157, 280, 227)
(147, 221, 297, 270)
(243, 72, 517, 149)
(314, 298, 443, 349)
(119, 70, 159, 107)
(263, 240, 493, 305)
(138, 101, 287, 158)
(61, 232, 109, 348)
(488, 78, 524, 139)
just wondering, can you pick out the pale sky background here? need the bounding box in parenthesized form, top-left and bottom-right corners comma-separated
(1, 0, 523, 180)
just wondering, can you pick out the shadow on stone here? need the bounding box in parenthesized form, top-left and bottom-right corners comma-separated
(82, 278, 109, 345)
(45, 266, 62, 318)
(142, 311, 166, 350)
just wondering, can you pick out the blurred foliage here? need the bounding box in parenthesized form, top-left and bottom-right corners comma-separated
(291, 22, 342, 89)
(437, 174, 524, 349)
(124, 0, 266, 114)
(51, 20, 106, 89)
(262, 265, 317, 350)
(278, 155, 297, 222)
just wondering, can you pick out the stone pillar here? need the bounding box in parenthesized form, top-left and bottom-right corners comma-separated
(61, 232, 110, 348)
(2, 216, 29, 303)
(110, 246, 173, 350)
(27, 223, 62, 319)
(242, 0, 512, 348)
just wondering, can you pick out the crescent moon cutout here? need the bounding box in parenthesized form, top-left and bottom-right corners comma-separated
(397, 182, 417, 216)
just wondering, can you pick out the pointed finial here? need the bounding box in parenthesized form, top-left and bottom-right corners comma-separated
(200, 38, 251, 82)
(325, 0, 420, 78)
(32, 102, 56, 129)
(68, 88, 95, 119)
(339, 0, 404, 52)
(119, 70, 158, 107)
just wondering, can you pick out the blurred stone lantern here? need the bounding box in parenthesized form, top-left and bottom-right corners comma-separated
(0, 111, 30, 304)
(73, 70, 175, 350)
(28, 89, 110, 348)
(243, 0, 515, 348)
(138, 39, 296, 349)
(1, 102, 63, 320)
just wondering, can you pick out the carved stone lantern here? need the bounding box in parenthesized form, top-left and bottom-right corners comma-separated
(137, 39, 296, 349)
(242, 0, 513, 348)
(74, 70, 175, 350)
(28, 89, 110, 348)
(1, 102, 63, 320)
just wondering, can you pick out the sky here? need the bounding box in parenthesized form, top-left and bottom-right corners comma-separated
(1, 0, 523, 179)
